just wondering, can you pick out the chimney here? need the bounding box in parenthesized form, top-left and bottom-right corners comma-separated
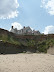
(12, 26, 13, 29)
(24, 26, 25, 28)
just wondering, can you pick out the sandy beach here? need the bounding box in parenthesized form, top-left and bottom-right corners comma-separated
(0, 53, 54, 72)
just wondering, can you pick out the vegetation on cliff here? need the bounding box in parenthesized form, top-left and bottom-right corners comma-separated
(0, 28, 54, 53)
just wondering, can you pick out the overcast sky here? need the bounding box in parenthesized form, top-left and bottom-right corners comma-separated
(0, 0, 54, 34)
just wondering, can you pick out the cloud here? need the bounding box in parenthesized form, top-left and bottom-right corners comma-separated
(30, 27, 33, 31)
(11, 22, 23, 30)
(41, 0, 54, 15)
(0, 0, 19, 19)
(43, 25, 54, 34)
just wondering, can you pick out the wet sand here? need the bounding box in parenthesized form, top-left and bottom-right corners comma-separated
(0, 53, 54, 72)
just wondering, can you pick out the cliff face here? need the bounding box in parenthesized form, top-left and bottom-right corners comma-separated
(0, 41, 36, 54)
(0, 28, 54, 54)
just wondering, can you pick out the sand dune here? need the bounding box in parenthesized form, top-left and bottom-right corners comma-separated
(0, 53, 54, 72)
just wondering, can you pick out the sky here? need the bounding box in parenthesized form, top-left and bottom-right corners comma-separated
(0, 0, 54, 34)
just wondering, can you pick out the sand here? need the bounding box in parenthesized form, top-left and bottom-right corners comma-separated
(0, 53, 54, 72)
